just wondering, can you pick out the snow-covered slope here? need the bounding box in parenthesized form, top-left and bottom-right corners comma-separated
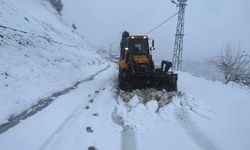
(0, 0, 107, 124)
(178, 72, 250, 150)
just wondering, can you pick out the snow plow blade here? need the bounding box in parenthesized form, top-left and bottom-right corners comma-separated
(119, 71, 178, 92)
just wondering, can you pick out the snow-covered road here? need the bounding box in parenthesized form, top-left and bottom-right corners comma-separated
(0, 65, 110, 134)
(0, 64, 120, 150)
(0, 63, 250, 150)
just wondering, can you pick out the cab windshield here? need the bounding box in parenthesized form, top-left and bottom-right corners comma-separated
(129, 40, 149, 55)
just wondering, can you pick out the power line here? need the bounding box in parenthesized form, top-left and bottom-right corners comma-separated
(141, 1, 172, 21)
(145, 12, 178, 35)
(143, 0, 167, 14)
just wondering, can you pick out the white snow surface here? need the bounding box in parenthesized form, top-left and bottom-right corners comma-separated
(0, 0, 107, 124)
(178, 72, 250, 150)
(0, 64, 120, 150)
(0, 1, 250, 150)
(0, 63, 249, 150)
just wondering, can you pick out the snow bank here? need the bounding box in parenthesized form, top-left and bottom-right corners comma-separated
(119, 88, 176, 104)
(116, 72, 250, 150)
(114, 92, 205, 150)
(179, 72, 250, 150)
(0, 0, 107, 124)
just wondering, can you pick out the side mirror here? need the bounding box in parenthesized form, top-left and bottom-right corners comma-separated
(150, 40, 155, 50)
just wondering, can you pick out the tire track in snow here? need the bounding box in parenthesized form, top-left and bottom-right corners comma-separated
(38, 108, 81, 150)
(39, 72, 114, 150)
(0, 65, 110, 135)
(176, 108, 220, 150)
(111, 77, 139, 150)
(112, 107, 138, 150)
(121, 126, 137, 150)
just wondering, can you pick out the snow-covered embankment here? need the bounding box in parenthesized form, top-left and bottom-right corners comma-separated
(0, 0, 108, 125)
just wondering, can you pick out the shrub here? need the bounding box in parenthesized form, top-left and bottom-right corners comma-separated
(49, 0, 63, 15)
(211, 43, 250, 85)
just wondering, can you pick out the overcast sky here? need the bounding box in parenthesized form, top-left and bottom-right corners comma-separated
(62, 0, 250, 62)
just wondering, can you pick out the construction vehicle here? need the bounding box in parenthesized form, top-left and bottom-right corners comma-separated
(118, 31, 178, 91)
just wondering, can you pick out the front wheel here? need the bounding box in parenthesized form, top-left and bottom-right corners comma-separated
(118, 70, 132, 91)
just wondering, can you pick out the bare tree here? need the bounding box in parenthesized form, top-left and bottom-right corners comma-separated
(211, 43, 250, 85)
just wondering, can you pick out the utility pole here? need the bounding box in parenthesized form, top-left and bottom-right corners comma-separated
(172, 0, 188, 71)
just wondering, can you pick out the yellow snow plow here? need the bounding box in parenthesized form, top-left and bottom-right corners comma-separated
(118, 31, 178, 91)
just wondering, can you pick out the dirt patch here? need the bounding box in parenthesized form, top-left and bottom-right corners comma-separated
(86, 126, 94, 133)
(93, 113, 99, 117)
(95, 90, 100, 94)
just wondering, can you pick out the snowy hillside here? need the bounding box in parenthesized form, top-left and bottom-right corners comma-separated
(0, 0, 107, 124)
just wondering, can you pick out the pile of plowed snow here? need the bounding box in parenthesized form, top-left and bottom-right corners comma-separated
(0, 0, 107, 124)
(119, 89, 178, 108)
(112, 91, 211, 150)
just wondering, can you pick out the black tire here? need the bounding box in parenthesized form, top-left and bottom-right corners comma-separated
(118, 70, 132, 91)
